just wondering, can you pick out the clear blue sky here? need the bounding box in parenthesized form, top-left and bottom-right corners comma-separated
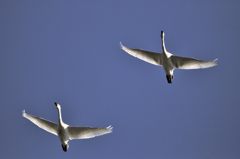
(1, 1, 240, 158)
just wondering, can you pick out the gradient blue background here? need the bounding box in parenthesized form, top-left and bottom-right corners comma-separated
(1, 1, 240, 158)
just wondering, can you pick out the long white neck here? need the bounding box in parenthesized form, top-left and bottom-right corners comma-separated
(161, 34, 167, 53)
(57, 106, 64, 126)
(161, 32, 172, 58)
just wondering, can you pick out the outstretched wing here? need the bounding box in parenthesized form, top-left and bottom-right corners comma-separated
(120, 42, 162, 66)
(22, 110, 58, 136)
(171, 56, 218, 69)
(68, 125, 113, 140)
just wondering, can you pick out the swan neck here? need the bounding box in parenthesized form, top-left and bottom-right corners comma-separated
(57, 107, 64, 126)
(162, 36, 167, 53)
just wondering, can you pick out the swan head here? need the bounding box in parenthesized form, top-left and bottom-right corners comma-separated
(55, 102, 61, 109)
(161, 31, 165, 38)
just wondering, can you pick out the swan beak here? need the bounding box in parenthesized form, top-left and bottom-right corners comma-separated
(161, 31, 164, 37)
(55, 102, 59, 106)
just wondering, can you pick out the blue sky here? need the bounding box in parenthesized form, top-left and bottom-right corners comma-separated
(1, 1, 240, 158)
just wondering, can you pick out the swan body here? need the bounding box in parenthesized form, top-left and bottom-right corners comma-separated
(120, 31, 218, 83)
(23, 102, 113, 152)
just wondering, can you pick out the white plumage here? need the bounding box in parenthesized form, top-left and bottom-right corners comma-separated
(23, 103, 112, 152)
(120, 31, 218, 83)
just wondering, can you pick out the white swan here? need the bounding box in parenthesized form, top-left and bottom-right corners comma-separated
(22, 102, 113, 152)
(120, 31, 218, 83)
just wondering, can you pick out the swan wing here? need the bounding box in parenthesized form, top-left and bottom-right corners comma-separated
(120, 42, 162, 66)
(22, 110, 58, 136)
(68, 125, 113, 140)
(171, 56, 218, 69)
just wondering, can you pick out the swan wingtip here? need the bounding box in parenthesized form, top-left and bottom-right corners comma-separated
(107, 125, 113, 131)
(119, 42, 123, 48)
(213, 58, 219, 65)
(22, 110, 26, 117)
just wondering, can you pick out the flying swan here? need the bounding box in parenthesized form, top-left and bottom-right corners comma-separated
(22, 102, 113, 152)
(120, 31, 218, 83)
